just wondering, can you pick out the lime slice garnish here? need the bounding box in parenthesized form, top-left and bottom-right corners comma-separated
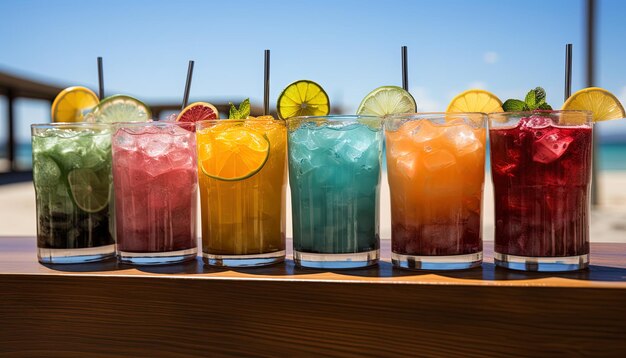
(197, 126, 270, 181)
(92, 95, 151, 123)
(447, 89, 503, 113)
(356, 86, 417, 116)
(562, 87, 625, 122)
(277, 80, 330, 120)
(51, 86, 100, 122)
(67, 168, 110, 213)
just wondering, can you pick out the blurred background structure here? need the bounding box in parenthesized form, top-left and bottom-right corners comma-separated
(1, 0, 625, 238)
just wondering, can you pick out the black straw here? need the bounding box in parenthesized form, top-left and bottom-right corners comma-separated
(401, 46, 408, 91)
(564, 44, 573, 101)
(97, 57, 104, 100)
(182, 60, 194, 110)
(264, 49, 270, 115)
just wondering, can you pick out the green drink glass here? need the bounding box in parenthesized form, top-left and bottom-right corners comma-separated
(31, 123, 115, 264)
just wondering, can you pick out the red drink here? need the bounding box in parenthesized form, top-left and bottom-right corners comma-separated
(112, 122, 198, 265)
(489, 111, 592, 271)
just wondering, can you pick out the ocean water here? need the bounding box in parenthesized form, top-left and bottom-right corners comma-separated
(4, 142, 626, 171)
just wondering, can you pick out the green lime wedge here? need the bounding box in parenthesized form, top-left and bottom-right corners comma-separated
(92, 95, 151, 123)
(67, 168, 110, 213)
(356, 86, 417, 116)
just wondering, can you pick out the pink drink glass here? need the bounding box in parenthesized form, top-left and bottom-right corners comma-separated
(112, 121, 197, 265)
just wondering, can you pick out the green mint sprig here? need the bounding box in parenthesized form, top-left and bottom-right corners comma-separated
(502, 87, 553, 112)
(228, 98, 251, 119)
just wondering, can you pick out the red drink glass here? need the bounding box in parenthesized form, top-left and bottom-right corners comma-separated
(489, 111, 592, 271)
(112, 121, 198, 265)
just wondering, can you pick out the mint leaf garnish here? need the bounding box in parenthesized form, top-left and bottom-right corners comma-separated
(229, 102, 240, 119)
(502, 99, 527, 112)
(534, 87, 546, 105)
(239, 98, 250, 119)
(525, 90, 536, 108)
(228, 98, 251, 119)
(502, 87, 551, 112)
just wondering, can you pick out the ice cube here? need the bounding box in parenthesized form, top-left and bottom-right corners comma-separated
(168, 147, 194, 168)
(289, 145, 312, 168)
(409, 121, 443, 143)
(422, 149, 456, 171)
(140, 132, 173, 158)
(445, 124, 481, 156)
(290, 126, 320, 151)
(340, 135, 371, 162)
(394, 154, 418, 178)
(520, 115, 552, 129)
(532, 129, 574, 164)
(358, 143, 381, 172)
(114, 129, 138, 151)
(54, 139, 86, 171)
(315, 126, 345, 149)
(505, 192, 532, 215)
(341, 126, 381, 167)
(144, 155, 173, 177)
(493, 161, 517, 177)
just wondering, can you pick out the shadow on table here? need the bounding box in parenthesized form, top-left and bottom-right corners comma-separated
(491, 264, 626, 282)
(43, 256, 626, 283)
(42, 257, 122, 272)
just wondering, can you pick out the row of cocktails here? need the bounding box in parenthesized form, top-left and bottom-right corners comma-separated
(32, 110, 592, 272)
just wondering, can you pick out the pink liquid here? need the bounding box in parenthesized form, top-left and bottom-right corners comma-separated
(112, 125, 197, 253)
(490, 116, 592, 257)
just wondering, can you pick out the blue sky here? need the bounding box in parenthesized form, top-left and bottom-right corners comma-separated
(1, 0, 626, 144)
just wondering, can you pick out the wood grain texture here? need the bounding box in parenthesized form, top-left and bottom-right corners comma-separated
(1, 237, 626, 357)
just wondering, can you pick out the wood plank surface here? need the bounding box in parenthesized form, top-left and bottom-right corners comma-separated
(1, 236, 626, 357)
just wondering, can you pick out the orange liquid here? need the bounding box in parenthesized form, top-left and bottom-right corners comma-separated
(385, 119, 485, 255)
(197, 121, 287, 255)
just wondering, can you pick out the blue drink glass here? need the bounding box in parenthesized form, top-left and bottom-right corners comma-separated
(287, 115, 383, 269)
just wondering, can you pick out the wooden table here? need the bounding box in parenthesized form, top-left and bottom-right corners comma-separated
(1, 236, 625, 357)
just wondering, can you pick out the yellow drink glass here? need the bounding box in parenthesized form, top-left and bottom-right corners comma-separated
(196, 118, 287, 267)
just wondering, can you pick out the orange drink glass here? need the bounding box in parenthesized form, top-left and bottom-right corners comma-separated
(384, 113, 486, 270)
(196, 118, 287, 267)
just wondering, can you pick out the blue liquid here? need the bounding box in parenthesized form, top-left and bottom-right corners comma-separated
(288, 121, 383, 254)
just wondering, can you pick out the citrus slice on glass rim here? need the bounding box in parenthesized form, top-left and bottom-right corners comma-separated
(356, 85, 416, 116)
(198, 126, 270, 181)
(91, 95, 151, 123)
(51, 86, 100, 122)
(277, 80, 330, 119)
(177, 102, 219, 123)
(446, 89, 503, 113)
(562, 87, 625, 122)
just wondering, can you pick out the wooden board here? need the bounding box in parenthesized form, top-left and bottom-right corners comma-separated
(1, 236, 625, 357)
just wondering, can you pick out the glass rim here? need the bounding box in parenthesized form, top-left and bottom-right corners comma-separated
(488, 109, 594, 125)
(31, 122, 111, 129)
(386, 112, 488, 118)
(287, 114, 380, 120)
(384, 112, 487, 129)
(488, 109, 593, 116)
(111, 120, 193, 128)
(196, 118, 285, 125)
(286, 114, 380, 123)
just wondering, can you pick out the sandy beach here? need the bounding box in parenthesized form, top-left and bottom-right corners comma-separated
(1, 172, 625, 242)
